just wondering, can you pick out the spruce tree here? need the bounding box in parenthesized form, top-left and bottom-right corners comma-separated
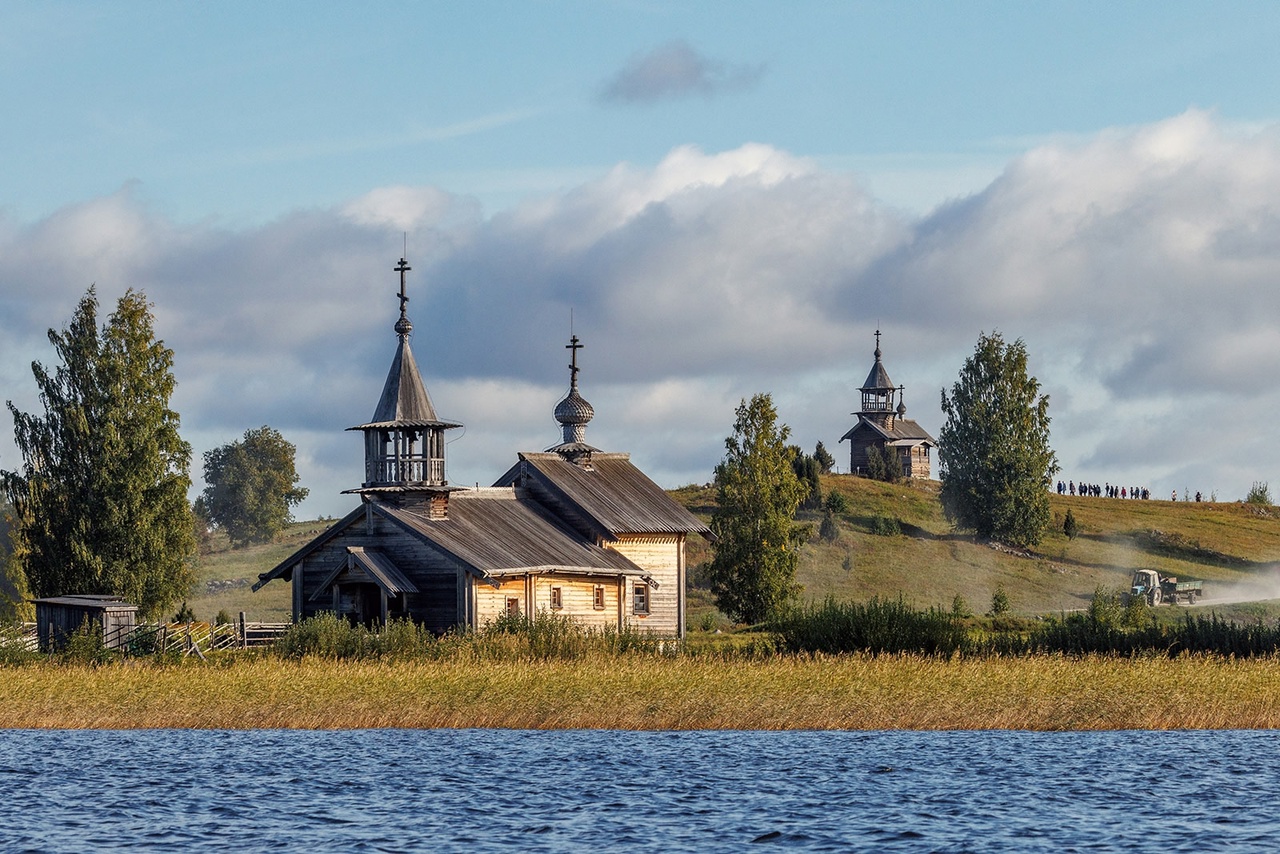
(705, 394, 806, 624)
(938, 332, 1058, 547)
(813, 441, 835, 475)
(2, 288, 196, 618)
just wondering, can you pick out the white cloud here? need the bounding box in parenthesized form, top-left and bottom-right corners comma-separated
(5, 111, 1280, 517)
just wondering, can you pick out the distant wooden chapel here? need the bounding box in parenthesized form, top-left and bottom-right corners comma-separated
(839, 331, 936, 479)
(254, 259, 708, 638)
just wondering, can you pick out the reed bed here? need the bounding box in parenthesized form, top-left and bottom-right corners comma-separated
(4, 654, 1280, 731)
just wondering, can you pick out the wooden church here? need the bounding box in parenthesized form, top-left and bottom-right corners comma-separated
(839, 331, 936, 479)
(254, 259, 709, 638)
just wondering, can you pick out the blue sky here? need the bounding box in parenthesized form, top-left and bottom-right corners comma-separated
(4, 1, 1280, 517)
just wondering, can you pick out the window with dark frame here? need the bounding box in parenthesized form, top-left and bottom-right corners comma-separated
(550, 586, 563, 609)
(506, 597, 520, 617)
(593, 585, 605, 610)
(633, 583, 649, 615)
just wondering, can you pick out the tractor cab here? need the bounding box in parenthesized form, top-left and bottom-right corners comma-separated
(1129, 569, 1163, 606)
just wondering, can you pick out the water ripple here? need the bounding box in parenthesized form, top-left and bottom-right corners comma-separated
(2, 729, 1280, 851)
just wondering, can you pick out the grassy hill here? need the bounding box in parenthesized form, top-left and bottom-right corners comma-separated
(674, 475, 1280, 627)
(178, 475, 1280, 627)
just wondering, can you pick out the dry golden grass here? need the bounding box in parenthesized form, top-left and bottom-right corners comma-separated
(5, 654, 1280, 731)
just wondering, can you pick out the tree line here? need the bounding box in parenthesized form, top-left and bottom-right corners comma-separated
(1, 289, 308, 619)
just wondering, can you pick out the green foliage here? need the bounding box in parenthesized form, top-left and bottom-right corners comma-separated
(191, 496, 215, 555)
(0, 499, 33, 622)
(989, 584, 1011, 616)
(1, 289, 196, 620)
(1086, 585, 1122, 627)
(813, 441, 835, 475)
(939, 332, 1058, 547)
(705, 394, 807, 624)
(59, 619, 114, 665)
(274, 611, 666, 661)
(771, 596, 969, 656)
(0, 622, 38, 665)
(1246, 481, 1273, 506)
(869, 514, 901, 536)
(172, 601, 196, 623)
(951, 594, 972, 619)
(1063, 508, 1079, 540)
(823, 490, 848, 515)
(819, 509, 840, 542)
(840, 552, 853, 572)
(202, 426, 309, 547)
(790, 446, 823, 510)
(213, 609, 233, 626)
(865, 444, 902, 483)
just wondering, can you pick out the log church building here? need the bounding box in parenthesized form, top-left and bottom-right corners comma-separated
(839, 331, 936, 479)
(254, 259, 709, 638)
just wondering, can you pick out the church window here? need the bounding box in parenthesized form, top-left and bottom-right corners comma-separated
(505, 597, 520, 617)
(593, 585, 606, 610)
(550, 586, 563, 610)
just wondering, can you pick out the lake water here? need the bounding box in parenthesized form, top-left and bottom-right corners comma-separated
(1, 729, 1278, 851)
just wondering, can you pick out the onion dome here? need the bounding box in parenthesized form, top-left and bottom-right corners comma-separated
(554, 335, 594, 445)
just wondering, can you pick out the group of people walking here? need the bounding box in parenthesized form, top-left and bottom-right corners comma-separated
(1056, 481, 1150, 500)
(1054, 481, 1209, 502)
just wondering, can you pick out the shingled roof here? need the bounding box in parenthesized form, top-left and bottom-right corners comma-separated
(376, 489, 646, 577)
(255, 488, 650, 593)
(494, 452, 712, 542)
(348, 335, 461, 431)
(840, 415, 936, 445)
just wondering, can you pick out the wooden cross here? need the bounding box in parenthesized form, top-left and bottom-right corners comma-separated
(566, 335, 583, 386)
(394, 257, 412, 315)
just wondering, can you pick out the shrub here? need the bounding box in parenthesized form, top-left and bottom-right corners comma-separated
(823, 490, 848, 515)
(819, 509, 840, 542)
(0, 622, 38, 665)
(771, 596, 969, 656)
(1063, 509, 1078, 540)
(1247, 481, 1273, 505)
(60, 619, 114, 665)
(989, 585, 1010, 616)
(869, 515, 901, 536)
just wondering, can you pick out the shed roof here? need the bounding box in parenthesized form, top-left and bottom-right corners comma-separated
(494, 452, 712, 541)
(32, 595, 138, 613)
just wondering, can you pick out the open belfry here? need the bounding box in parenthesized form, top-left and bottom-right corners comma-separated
(839, 330, 936, 479)
(255, 259, 708, 637)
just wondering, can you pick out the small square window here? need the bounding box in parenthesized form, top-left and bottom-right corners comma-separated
(593, 585, 605, 610)
(550, 586, 563, 610)
(633, 583, 649, 615)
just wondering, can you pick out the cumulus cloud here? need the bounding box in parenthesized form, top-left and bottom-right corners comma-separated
(599, 40, 766, 104)
(4, 110, 1280, 516)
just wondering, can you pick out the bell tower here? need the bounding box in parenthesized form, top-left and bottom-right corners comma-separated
(345, 258, 461, 506)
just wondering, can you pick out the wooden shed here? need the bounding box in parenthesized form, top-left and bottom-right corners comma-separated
(33, 595, 138, 652)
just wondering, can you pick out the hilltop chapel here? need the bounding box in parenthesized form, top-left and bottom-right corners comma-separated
(254, 259, 709, 638)
(839, 331, 936, 480)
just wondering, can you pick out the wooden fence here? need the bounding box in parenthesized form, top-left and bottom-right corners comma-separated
(13, 613, 292, 657)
